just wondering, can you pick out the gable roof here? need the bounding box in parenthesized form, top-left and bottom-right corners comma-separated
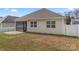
(0, 16, 19, 23)
(16, 8, 63, 21)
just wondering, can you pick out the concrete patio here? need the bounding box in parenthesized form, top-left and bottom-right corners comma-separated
(3, 31, 23, 35)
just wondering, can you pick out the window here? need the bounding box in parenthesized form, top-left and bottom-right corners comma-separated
(30, 21, 37, 28)
(46, 21, 56, 28)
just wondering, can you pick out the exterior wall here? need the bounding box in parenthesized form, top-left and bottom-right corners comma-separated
(0, 23, 16, 32)
(27, 19, 64, 35)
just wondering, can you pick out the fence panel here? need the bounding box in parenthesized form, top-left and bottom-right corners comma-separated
(0, 27, 16, 32)
(78, 25, 79, 37)
(65, 25, 78, 37)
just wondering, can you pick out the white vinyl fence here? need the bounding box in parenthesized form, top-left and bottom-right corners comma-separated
(64, 25, 79, 37)
(0, 23, 16, 32)
(0, 27, 16, 32)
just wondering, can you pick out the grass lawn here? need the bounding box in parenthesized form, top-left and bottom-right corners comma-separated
(0, 32, 79, 51)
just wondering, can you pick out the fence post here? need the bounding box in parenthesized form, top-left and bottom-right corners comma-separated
(78, 25, 79, 37)
(65, 25, 66, 35)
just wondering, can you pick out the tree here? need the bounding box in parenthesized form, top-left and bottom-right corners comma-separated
(74, 8, 79, 18)
(65, 11, 71, 25)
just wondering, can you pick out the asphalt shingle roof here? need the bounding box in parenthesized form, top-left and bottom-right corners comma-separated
(0, 16, 19, 23)
(16, 8, 63, 21)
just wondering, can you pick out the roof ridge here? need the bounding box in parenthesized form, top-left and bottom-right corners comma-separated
(22, 8, 62, 18)
(15, 8, 63, 21)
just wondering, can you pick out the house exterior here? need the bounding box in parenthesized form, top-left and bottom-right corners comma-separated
(0, 8, 78, 37)
(0, 16, 18, 32)
(16, 8, 65, 35)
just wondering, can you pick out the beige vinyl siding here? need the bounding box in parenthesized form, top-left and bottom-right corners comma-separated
(27, 19, 64, 35)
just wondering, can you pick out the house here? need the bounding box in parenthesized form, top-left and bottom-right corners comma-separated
(16, 8, 65, 35)
(0, 16, 19, 32)
(0, 8, 78, 37)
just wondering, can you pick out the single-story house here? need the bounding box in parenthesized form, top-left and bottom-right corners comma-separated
(0, 16, 18, 32)
(15, 8, 65, 35)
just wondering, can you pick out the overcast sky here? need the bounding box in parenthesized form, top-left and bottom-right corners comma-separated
(0, 8, 74, 17)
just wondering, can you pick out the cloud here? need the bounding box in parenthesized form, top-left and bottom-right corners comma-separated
(67, 8, 74, 10)
(11, 9, 18, 12)
(4, 8, 18, 12)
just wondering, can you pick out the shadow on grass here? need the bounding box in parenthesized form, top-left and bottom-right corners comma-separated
(25, 32, 78, 39)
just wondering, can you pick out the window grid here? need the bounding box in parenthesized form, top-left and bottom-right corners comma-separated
(47, 21, 56, 28)
(30, 21, 37, 28)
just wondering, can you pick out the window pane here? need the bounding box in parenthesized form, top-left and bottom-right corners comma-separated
(31, 25, 33, 27)
(34, 24, 37, 27)
(51, 25, 55, 28)
(34, 21, 37, 24)
(51, 21, 55, 24)
(31, 22, 33, 24)
(47, 21, 50, 24)
(47, 25, 50, 28)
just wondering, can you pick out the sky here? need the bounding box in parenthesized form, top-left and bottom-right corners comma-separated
(0, 8, 74, 17)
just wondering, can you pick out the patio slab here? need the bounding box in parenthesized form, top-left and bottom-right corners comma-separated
(3, 31, 23, 35)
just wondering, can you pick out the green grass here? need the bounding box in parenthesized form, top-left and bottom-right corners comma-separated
(0, 32, 78, 51)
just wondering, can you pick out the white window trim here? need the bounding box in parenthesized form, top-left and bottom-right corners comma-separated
(46, 20, 56, 28)
(30, 21, 37, 28)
